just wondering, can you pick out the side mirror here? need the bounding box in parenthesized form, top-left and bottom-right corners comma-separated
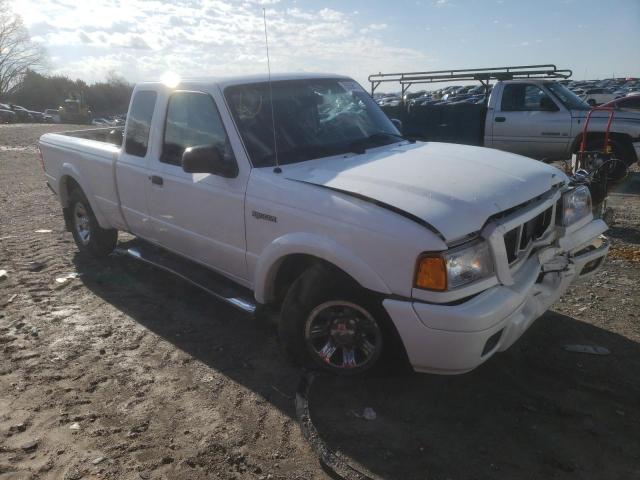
(540, 96, 559, 112)
(182, 145, 238, 178)
(391, 118, 403, 132)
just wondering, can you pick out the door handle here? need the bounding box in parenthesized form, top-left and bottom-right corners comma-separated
(150, 175, 163, 186)
(495, 116, 506, 122)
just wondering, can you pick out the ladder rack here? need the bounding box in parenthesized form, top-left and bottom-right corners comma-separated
(368, 64, 572, 96)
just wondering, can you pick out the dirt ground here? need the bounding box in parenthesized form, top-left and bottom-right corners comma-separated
(1, 124, 639, 480)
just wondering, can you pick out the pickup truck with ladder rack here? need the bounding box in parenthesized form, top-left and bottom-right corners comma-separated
(371, 65, 640, 170)
(39, 72, 609, 375)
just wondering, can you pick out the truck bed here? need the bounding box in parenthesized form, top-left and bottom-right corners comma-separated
(381, 103, 486, 146)
(39, 127, 127, 232)
(58, 126, 124, 147)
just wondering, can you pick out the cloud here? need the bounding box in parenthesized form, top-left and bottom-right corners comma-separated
(126, 35, 151, 50)
(360, 23, 388, 34)
(15, 0, 429, 85)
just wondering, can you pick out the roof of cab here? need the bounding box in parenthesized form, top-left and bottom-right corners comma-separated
(136, 72, 353, 90)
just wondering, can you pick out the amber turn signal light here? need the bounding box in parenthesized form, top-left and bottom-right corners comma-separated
(415, 255, 447, 291)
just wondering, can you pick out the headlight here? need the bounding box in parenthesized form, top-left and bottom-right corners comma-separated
(415, 240, 494, 291)
(559, 186, 592, 226)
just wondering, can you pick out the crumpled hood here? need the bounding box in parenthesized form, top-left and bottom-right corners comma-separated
(284, 142, 566, 241)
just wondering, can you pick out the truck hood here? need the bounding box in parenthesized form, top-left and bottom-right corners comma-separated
(571, 109, 640, 122)
(284, 142, 566, 241)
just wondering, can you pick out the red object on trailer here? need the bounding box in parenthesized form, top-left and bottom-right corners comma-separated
(579, 106, 615, 154)
(571, 105, 626, 220)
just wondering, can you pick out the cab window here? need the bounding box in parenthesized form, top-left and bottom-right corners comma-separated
(125, 90, 157, 157)
(161, 91, 236, 168)
(501, 84, 553, 112)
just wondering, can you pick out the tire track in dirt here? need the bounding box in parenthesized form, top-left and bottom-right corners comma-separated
(1, 125, 327, 479)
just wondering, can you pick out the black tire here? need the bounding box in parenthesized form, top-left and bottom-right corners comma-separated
(66, 188, 117, 257)
(279, 263, 405, 376)
(585, 138, 633, 181)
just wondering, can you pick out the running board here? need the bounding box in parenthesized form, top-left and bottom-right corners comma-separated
(113, 241, 256, 314)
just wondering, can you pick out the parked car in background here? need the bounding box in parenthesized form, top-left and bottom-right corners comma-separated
(468, 84, 491, 95)
(0, 103, 16, 123)
(9, 105, 33, 122)
(45, 109, 61, 123)
(402, 90, 428, 102)
(28, 110, 46, 123)
(581, 88, 618, 106)
(602, 95, 640, 112)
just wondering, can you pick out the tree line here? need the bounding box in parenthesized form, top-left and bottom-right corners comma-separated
(1, 0, 132, 116)
(7, 70, 133, 116)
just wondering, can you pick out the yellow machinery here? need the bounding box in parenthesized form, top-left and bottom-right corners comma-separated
(59, 93, 92, 124)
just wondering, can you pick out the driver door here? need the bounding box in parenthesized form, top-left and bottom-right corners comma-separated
(145, 90, 249, 283)
(490, 83, 571, 161)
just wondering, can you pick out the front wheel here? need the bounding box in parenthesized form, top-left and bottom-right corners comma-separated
(279, 264, 400, 376)
(66, 188, 118, 257)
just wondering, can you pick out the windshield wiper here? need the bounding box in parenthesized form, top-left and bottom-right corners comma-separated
(375, 131, 416, 143)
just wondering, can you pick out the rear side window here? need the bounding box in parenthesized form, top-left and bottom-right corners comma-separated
(125, 90, 157, 157)
(161, 91, 235, 167)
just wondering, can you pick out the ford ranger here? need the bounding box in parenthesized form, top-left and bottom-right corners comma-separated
(38, 73, 610, 375)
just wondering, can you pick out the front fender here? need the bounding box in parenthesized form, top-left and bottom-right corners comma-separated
(253, 232, 392, 304)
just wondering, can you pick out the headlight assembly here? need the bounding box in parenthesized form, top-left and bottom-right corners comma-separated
(415, 240, 494, 291)
(559, 186, 592, 226)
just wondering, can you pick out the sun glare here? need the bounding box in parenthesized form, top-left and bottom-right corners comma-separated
(160, 71, 181, 88)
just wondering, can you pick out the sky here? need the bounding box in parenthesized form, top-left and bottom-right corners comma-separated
(11, 0, 640, 91)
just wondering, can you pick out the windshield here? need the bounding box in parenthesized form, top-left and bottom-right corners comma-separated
(546, 82, 590, 111)
(224, 78, 401, 167)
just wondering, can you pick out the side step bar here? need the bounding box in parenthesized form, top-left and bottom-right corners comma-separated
(113, 241, 256, 314)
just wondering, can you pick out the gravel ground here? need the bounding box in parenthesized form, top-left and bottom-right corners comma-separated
(1, 124, 639, 480)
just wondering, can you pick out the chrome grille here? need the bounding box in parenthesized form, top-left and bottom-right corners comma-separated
(504, 206, 553, 264)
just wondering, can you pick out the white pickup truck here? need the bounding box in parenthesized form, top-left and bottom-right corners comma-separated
(372, 67, 640, 169)
(39, 73, 609, 375)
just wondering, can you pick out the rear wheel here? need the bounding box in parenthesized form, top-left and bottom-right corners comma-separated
(279, 263, 402, 376)
(66, 188, 117, 257)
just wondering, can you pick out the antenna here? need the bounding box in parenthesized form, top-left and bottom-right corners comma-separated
(263, 8, 280, 174)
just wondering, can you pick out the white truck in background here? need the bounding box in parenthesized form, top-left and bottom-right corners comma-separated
(371, 66, 640, 171)
(39, 73, 609, 375)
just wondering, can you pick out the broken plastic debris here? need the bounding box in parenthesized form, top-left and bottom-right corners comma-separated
(55, 273, 79, 283)
(69, 422, 81, 430)
(363, 407, 377, 420)
(0, 269, 7, 280)
(563, 344, 610, 355)
(351, 407, 377, 420)
(35, 229, 52, 233)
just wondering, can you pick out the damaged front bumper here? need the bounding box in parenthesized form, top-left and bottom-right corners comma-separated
(384, 218, 609, 375)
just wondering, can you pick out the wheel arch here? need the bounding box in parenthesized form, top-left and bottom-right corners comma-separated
(571, 131, 637, 163)
(58, 166, 111, 229)
(253, 233, 392, 305)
